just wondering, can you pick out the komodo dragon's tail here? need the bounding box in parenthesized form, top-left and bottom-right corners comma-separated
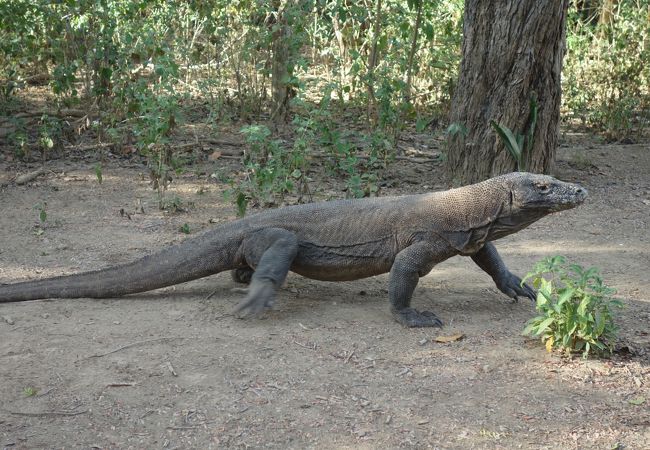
(0, 227, 242, 302)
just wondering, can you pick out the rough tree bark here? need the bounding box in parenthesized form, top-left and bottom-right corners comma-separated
(447, 0, 570, 184)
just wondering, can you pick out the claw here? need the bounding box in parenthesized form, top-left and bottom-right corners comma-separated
(497, 272, 537, 303)
(392, 307, 443, 328)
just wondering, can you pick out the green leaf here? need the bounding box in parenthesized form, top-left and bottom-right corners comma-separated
(591, 340, 605, 350)
(94, 163, 103, 184)
(577, 297, 589, 316)
(594, 311, 606, 335)
(536, 291, 548, 308)
(534, 317, 556, 335)
(23, 386, 38, 397)
(628, 397, 646, 405)
(416, 117, 429, 132)
(515, 134, 524, 153)
(446, 122, 467, 138)
(568, 322, 577, 336)
(522, 321, 538, 336)
(562, 333, 571, 348)
(609, 299, 624, 308)
(423, 23, 434, 40)
(235, 192, 248, 217)
(557, 288, 575, 306)
(490, 120, 521, 166)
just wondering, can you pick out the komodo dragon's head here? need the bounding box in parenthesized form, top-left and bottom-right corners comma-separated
(505, 172, 587, 213)
(483, 172, 588, 238)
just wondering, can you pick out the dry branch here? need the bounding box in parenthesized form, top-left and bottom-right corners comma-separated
(15, 167, 47, 185)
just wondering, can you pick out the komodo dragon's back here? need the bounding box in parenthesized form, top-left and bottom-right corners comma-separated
(0, 172, 587, 327)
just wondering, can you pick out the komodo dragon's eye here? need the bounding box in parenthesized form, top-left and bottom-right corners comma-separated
(536, 183, 550, 193)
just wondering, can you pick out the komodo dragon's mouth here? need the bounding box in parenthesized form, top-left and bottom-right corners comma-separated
(550, 184, 588, 211)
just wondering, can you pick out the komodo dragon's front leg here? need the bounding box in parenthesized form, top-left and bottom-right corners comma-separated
(390, 241, 453, 328)
(234, 228, 298, 318)
(471, 242, 536, 302)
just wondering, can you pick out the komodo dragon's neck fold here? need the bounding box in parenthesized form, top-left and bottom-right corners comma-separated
(417, 179, 512, 253)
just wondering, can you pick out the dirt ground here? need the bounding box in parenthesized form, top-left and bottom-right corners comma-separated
(0, 133, 649, 449)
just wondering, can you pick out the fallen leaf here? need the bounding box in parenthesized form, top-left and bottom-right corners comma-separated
(208, 151, 222, 161)
(628, 397, 646, 405)
(545, 336, 554, 353)
(434, 333, 464, 343)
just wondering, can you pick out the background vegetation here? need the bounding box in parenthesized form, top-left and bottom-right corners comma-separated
(0, 0, 648, 208)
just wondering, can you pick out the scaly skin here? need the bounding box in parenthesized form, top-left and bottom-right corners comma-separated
(0, 172, 587, 327)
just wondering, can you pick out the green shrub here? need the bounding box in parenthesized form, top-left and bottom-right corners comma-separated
(563, 4, 650, 141)
(227, 124, 310, 216)
(522, 256, 622, 358)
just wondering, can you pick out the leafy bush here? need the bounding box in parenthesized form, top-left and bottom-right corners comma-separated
(522, 256, 622, 358)
(563, 4, 650, 140)
(227, 124, 310, 216)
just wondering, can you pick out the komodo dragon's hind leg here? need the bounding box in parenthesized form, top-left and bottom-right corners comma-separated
(234, 228, 298, 318)
(389, 241, 451, 328)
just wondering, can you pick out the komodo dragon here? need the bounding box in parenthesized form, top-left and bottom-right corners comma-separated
(0, 172, 587, 327)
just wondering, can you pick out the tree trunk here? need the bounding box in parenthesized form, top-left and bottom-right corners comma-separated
(366, 0, 383, 124)
(446, 0, 570, 184)
(270, 2, 292, 127)
(332, 12, 348, 102)
(405, 0, 424, 106)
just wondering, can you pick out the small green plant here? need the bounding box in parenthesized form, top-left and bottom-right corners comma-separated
(522, 256, 622, 358)
(179, 223, 190, 234)
(37, 114, 63, 156)
(9, 128, 29, 159)
(160, 195, 187, 213)
(23, 386, 38, 397)
(94, 163, 103, 184)
(490, 96, 538, 171)
(228, 123, 310, 216)
(1, 68, 19, 107)
(33, 202, 47, 223)
(345, 172, 379, 198)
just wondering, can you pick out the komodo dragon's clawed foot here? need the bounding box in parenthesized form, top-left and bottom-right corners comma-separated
(495, 272, 536, 303)
(231, 267, 254, 284)
(233, 279, 276, 319)
(392, 307, 443, 328)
